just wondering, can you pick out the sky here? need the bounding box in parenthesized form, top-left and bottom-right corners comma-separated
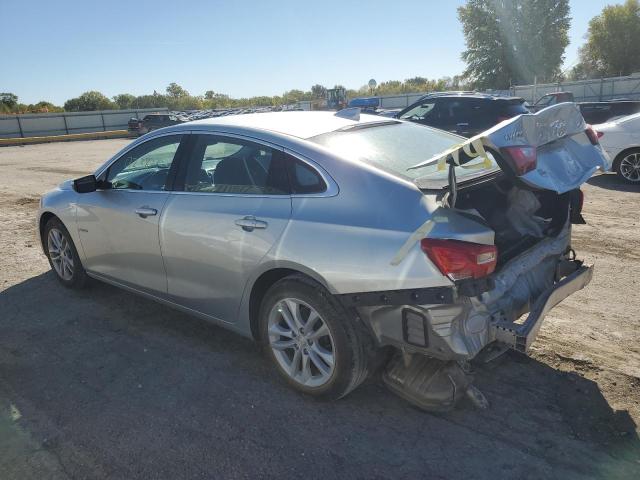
(0, 0, 625, 105)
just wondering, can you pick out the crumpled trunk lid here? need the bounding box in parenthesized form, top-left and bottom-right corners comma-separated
(412, 103, 609, 194)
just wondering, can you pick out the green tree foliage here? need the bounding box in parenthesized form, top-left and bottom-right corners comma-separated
(310, 84, 327, 99)
(0, 93, 64, 114)
(1, 92, 19, 108)
(64, 91, 115, 111)
(572, 0, 640, 79)
(458, 0, 570, 89)
(5, 77, 465, 115)
(113, 93, 137, 109)
(166, 82, 189, 98)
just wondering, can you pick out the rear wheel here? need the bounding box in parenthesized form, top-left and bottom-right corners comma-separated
(259, 275, 373, 399)
(616, 149, 640, 183)
(44, 217, 88, 289)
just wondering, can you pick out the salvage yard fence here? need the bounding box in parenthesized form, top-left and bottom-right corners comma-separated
(511, 73, 640, 104)
(0, 108, 169, 139)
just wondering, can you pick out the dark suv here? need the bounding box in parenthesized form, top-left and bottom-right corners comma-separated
(128, 113, 184, 136)
(396, 93, 529, 137)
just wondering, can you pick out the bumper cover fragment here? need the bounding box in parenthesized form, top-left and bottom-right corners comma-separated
(493, 264, 594, 353)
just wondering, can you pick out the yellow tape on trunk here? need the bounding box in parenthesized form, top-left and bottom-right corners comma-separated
(437, 138, 493, 172)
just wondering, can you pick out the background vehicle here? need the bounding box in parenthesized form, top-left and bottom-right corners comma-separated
(529, 91, 640, 124)
(128, 113, 184, 136)
(38, 107, 606, 410)
(594, 112, 640, 183)
(395, 93, 529, 137)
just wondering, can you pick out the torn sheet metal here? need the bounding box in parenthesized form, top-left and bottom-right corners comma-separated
(410, 103, 609, 194)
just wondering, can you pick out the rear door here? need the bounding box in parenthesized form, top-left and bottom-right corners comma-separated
(160, 133, 292, 324)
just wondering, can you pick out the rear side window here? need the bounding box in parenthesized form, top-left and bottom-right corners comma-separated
(183, 135, 289, 195)
(287, 156, 326, 194)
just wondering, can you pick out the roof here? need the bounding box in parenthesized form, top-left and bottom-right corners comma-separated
(186, 111, 386, 139)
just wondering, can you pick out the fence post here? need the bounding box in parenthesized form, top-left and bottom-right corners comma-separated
(599, 78, 604, 101)
(100, 112, 106, 131)
(16, 115, 24, 138)
(62, 114, 69, 134)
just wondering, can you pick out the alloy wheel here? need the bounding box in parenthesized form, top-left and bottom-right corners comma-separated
(620, 153, 640, 182)
(47, 228, 74, 281)
(267, 298, 336, 388)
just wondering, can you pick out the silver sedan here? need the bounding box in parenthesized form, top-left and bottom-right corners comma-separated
(37, 106, 607, 409)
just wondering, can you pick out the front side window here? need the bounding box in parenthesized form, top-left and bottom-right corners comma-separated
(183, 135, 288, 195)
(106, 135, 182, 190)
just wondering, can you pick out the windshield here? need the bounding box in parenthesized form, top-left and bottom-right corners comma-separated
(309, 122, 498, 183)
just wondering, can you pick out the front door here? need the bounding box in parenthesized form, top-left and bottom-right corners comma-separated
(76, 134, 186, 294)
(160, 133, 292, 323)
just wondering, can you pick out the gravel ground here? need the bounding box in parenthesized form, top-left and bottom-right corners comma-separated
(1, 139, 639, 479)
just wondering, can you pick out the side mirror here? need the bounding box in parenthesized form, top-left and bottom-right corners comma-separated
(73, 174, 98, 193)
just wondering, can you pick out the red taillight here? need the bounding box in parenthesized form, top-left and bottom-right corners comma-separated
(500, 146, 537, 175)
(585, 125, 601, 145)
(420, 239, 498, 281)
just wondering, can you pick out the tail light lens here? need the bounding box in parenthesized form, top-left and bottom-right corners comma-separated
(500, 146, 537, 175)
(420, 238, 498, 281)
(585, 125, 601, 145)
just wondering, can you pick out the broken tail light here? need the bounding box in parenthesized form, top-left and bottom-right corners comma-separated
(420, 238, 498, 281)
(500, 146, 537, 176)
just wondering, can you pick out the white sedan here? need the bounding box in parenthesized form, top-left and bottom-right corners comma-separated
(594, 112, 640, 183)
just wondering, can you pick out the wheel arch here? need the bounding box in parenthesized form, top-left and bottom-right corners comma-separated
(38, 211, 60, 253)
(246, 264, 333, 341)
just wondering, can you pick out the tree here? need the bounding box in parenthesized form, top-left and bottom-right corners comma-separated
(310, 84, 327, 99)
(204, 90, 216, 100)
(0, 92, 18, 108)
(166, 82, 189, 98)
(64, 91, 115, 111)
(458, 0, 571, 89)
(573, 0, 640, 78)
(113, 93, 136, 109)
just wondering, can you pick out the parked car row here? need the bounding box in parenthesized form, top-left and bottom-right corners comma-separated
(128, 105, 303, 136)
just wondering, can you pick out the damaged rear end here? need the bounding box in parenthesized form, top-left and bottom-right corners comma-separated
(381, 103, 608, 410)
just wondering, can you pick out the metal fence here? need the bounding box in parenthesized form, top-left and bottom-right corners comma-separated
(511, 74, 640, 104)
(0, 108, 169, 139)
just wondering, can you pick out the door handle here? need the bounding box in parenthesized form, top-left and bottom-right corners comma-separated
(135, 207, 158, 218)
(235, 216, 268, 232)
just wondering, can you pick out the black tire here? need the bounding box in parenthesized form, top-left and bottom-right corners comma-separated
(259, 274, 374, 399)
(43, 217, 88, 289)
(614, 148, 640, 183)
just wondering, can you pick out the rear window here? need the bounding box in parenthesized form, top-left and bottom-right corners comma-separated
(309, 121, 498, 183)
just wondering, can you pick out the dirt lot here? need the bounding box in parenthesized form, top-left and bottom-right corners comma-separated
(1, 139, 639, 479)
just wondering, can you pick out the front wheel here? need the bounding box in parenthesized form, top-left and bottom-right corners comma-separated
(259, 275, 373, 399)
(44, 217, 88, 289)
(616, 149, 640, 183)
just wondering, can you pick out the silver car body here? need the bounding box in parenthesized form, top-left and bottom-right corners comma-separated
(38, 107, 606, 361)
